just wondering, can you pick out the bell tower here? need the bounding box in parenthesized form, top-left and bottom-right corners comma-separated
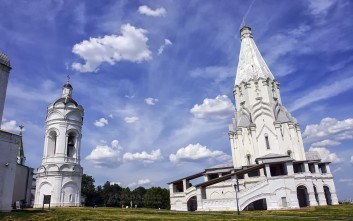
(34, 79, 84, 208)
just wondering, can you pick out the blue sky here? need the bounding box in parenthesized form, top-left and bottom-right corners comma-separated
(1, 0, 353, 200)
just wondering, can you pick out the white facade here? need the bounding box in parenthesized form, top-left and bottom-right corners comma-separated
(0, 130, 20, 212)
(169, 26, 339, 211)
(34, 81, 84, 208)
(0, 51, 11, 125)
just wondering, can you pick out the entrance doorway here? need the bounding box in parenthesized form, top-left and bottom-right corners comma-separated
(324, 186, 332, 205)
(297, 185, 309, 207)
(187, 196, 197, 211)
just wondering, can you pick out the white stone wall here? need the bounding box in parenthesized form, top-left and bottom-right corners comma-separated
(0, 64, 10, 124)
(0, 130, 20, 212)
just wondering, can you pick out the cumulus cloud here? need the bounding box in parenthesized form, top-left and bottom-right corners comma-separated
(128, 179, 151, 188)
(311, 139, 341, 147)
(302, 117, 353, 143)
(123, 149, 162, 164)
(169, 143, 231, 164)
(308, 147, 343, 164)
(94, 118, 108, 127)
(85, 140, 123, 168)
(124, 116, 139, 123)
(190, 95, 234, 119)
(138, 5, 166, 17)
(157, 39, 172, 55)
(72, 24, 151, 72)
(138, 179, 151, 185)
(145, 97, 159, 105)
(307, 0, 337, 16)
(1, 120, 19, 132)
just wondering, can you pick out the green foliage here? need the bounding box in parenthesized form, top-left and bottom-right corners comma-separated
(81, 174, 96, 206)
(80, 176, 169, 209)
(143, 187, 170, 209)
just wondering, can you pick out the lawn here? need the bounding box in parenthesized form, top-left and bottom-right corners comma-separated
(1, 205, 353, 221)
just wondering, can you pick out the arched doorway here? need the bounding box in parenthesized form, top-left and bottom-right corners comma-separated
(324, 186, 332, 205)
(297, 185, 309, 207)
(187, 196, 197, 211)
(244, 198, 267, 210)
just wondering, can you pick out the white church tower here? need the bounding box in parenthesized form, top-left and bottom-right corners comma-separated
(34, 79, 84, 208)
(228, 26, 306, 168)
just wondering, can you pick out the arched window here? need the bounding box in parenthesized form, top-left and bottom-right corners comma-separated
(47, 130, 57, 156)
(67, 132, 76, 157)
(246, 154, 251, 165)
(265, 134, 270, 149)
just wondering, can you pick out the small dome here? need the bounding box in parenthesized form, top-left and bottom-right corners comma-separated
(0, 51, 11, 68)
(54, 97, 78, 107)
(64, 82, 73, 88)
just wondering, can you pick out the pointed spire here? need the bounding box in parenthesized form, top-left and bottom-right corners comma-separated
(17, 125, 25, 165)
(235, 26, 275, 85)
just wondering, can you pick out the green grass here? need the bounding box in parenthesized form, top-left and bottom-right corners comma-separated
(1, 205, 353, 221)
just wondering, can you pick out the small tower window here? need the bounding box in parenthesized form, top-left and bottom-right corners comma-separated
(265, 134, 270, 149)
(48, 131, 57, 156)
(246, 154, 251, 165)
(67, 132, 76, 157)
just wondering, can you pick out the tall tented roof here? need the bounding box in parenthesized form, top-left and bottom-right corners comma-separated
(235, 26, 274, 86)
(0, 51, 11, 68)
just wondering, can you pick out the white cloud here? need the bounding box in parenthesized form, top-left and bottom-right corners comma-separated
(157, 39, 172, 55)
(128, 178, 151, 188)
(351, 156, 353, 165)
(339, 178, 353, 183)
(110, 181, 121, 186)
(138, 5, 166, 17)
(138, 179, 151, 185)
(169, 143, 231, 164)
(128, 182, 136, 187)
(261, 24, 311, 77)
(145, 97, 159, 105)
(307, 0, 337, 16)
(289, 76, 353, 112)
(111, 139, 122, 149)
(308, 147, 343, 164)
(123, 149, 162, 164)
(85, 140, 123, 168)
(190, 95, 234, 119)
(94, 118, 108, 127)
(1, 120, 19, 132)
(332, 167, 342, 173)
(190, 66, 234, 83)
(311, 139, 341, 147)
(124, 116, 139, 124)
(72, 23, 151, 72)
(303, 117, 353, 143)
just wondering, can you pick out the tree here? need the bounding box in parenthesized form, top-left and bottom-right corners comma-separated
(81, 174, 96, 206)
(143, 187, 170, 209)
(132, 186, 147, 208)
